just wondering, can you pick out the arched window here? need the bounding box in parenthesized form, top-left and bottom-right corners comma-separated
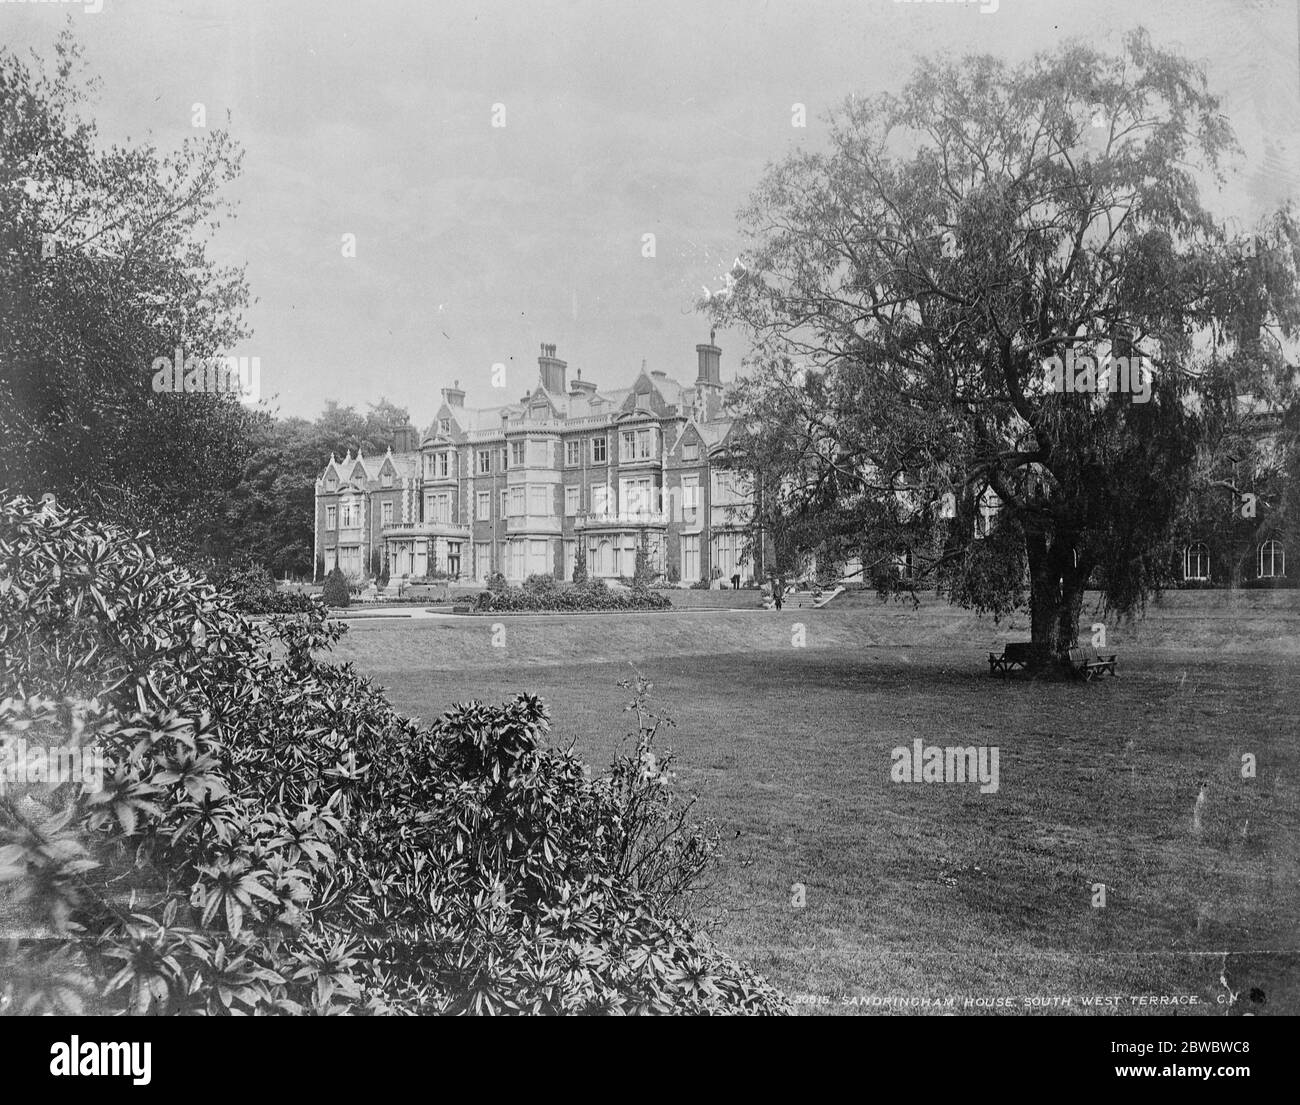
(1183, 543, 1210, 582)
(1259, 540, 1285, 579)
(595, 539, 612, 577)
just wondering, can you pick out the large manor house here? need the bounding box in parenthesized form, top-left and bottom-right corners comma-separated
(314, 336, 756, 585)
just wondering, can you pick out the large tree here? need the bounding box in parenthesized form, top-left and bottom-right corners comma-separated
(711, 29, 1300, 661)
(0, 32, 255, 562)
(214, 399, 415, 578)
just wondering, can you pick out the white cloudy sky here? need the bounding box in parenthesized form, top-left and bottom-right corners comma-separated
(5, 0, 1299, 426)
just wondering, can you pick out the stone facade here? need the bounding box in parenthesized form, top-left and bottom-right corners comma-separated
(314, 337, 758, 585)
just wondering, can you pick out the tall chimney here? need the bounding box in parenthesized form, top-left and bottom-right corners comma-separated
(569, 365, 597, 397)
(441, 378, 465, 408)
(538, 342, 567, 394)
(695, 331, 722, 387)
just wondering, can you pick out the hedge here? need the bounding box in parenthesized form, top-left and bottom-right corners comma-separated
(0, 494, 785, 1016)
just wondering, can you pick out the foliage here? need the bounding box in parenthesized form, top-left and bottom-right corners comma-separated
(0, 32, 258, 565)
(523, 573, 559, 595)
(485, 571, 509, 595)
(571, 542, 588, 585)
(474, 584, 670, 614)
(632, 533, 655, 590)
(202, 560, 318, 614)
(321, 568, 351, 608)
(708, 30, 1300, 657)
(0, 495, 788, 1015)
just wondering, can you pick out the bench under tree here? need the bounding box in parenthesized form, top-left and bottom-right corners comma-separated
(1065, 646, 1118, 681)
(988, 641, 1036, 677)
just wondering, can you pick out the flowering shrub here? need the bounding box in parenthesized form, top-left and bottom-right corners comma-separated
(474, 585, 671, 613)
(0, 495, 784, 1015)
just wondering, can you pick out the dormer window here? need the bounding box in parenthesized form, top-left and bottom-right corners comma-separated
(439, 418, 451, 435)
(381, 469, 393, 488)
(683, 442, 699, 462)
(636, 392, 651, 410)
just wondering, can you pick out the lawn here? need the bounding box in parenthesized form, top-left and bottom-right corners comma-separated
(329, 600, 1300, 1015)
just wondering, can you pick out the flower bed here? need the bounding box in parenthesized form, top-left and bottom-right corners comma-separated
(473, 584, 672, 613)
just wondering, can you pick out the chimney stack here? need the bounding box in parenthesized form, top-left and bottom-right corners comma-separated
(538, 342, 567, 394)
(695, 331, 722, 388)
(569, 365, 597, 397)
(440, 378, 465, 408)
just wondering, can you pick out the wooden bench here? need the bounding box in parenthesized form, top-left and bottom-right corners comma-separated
(988, 641, 1035, 677)
(1066, 646, 1117, 681)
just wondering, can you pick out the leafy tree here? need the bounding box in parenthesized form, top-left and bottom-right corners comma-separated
(710, 30, 1300, 661)
(0, 32, 257, 563)
(632, 531, 655, 589)
(322, 567, 350, 607)
(572, 541, 588, 585)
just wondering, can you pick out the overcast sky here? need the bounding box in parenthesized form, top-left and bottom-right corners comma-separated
(5, 0, 1299, 428)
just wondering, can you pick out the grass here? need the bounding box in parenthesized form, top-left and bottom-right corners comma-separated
(330, 600, 1300, 1015)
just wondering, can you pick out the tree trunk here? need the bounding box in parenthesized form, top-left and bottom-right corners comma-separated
(1026, 534, 1080, 665)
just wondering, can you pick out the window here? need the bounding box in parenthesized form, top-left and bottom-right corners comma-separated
(1259, 540, 1285, 579)
(474, 542, 491, 578)
(340, 500, 360, 528)
(528, 539, 548, 577)
(381, 469, 393, 488)
(638, 429, 653, 459)
(439, 418, 451, 435)
(478, 449, 491, 474)
(499, 489, 507, 517)
(565, 485, 580, 516)
(620, 431, 637, 462)
(509, 488, 525, 517)
(510, 441, 526, 467)
(381, 502, 393, 526)
(595, 539, 613, 577)
(326, 506, 337, 530)
(1184, 543, 1210, 582)
(681, 535, 699, 582)
(426, 494, 452, 524)
(714, 533, 748, 581)
(435, 452, 449, 478)
(683, 441, 699, 462)
(591, 484, 609, 516)
(447, 541, 461, 577)
(975, 487, 1000, 538)
(528, 485, 548, 516)
(591, 436, 607, 464)
(476, 491, 491, 521)
(681, 476, 700, 524)
(565, 440, 581, 466)
(620, 477, 654, 519)
(501, 446, 509, 470)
